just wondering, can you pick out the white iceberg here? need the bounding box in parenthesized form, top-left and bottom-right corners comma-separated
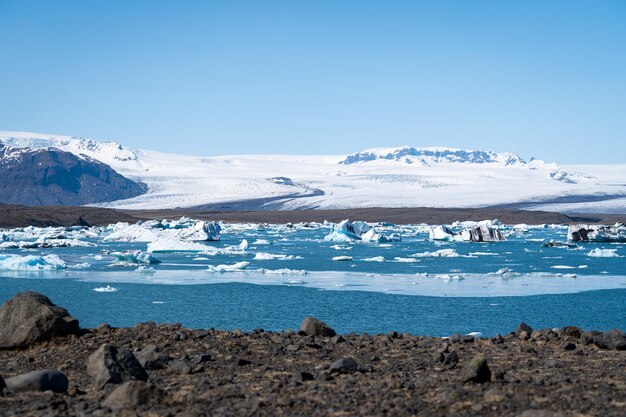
(207, 261, 249, 272)
(412, 249, 462, 258)
(587, 248, 621, 258)
(324, 219, 401, 243)
(332, 255, 353, 261)
(105, 219, 221, 242)
(111, 251, 162, 265)
(93, 285, 118, 292)
(147, 238, 212, 253)
(362, 256, 385, 262)
(0, 254, 66, 271)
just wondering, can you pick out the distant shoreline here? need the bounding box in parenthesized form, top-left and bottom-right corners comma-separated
(0, 203, 624, 228)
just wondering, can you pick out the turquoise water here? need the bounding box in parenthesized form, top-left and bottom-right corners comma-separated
(1, 222, 625, 336)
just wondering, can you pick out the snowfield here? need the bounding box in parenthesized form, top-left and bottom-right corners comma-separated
(1, 131, 625, 213)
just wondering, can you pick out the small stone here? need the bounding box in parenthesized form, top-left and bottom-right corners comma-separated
(544, 359, 560, 368)
(449, 334, 475, 343)
(560, 326, 581, 339)
(331, 335, 345, 344)
(329, 357, 358, 374)
(561, 342, 576, 351)
(443, 350, 459, 367)
(515, 322, 533, 336)
(460, 356, 491, 383)
(192, 354, 211, 364)
(168, 359, 191, 375)
(298, 317, 336, 337)
(135, 345, 170, 370)
(0, 374, 5, 393)
(233, 357, 252, 367)
(518, 331, 530, 341)
(4, 369, 68, 393)
(293, 372, 315, 383)
(517, 410, 564, 417)
(102, 381, 163, 410)
(87, 344, 148, 389)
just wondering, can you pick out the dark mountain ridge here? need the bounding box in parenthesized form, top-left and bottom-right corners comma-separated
(0, 143, 146, 206)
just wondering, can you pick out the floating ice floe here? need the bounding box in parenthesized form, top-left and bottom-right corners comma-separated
(253, 253, 302, 260)
(541, 240, 578, 248)
(0, 254, 66, 271)
(147, 238, 213, 253)
(412, 249, 466, 258)
(252, 239, 271, 245)
(110, 251, 162, 266)
(568, 223, 626, 242)
(239, 240, 249, 250)
(0, 238, 95, 249)
(332, 255, 353, 261)
(393, 257, 419, 262)
(362, 256, 386, 262)
(260, 268, 308, 275)
(587, 248, 621, 258)
(93, 285, 118, 292)
(104, 219, 221, 242)
(324, 220, 401, 243)
(207, 261, 249, 272)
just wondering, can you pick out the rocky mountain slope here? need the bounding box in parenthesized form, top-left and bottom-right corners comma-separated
(0, 143, 146, 206)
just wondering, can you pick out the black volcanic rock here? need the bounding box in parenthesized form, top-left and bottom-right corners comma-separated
(0, 143, 146, 206)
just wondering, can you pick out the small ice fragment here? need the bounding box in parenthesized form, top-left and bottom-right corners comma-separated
(332, 256, 353, 261)
(93, 285, 118, 293)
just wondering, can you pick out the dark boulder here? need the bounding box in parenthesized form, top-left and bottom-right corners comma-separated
(0, 291, 80, 349)
(4, 369, 68, 393)
(102, 381, 163, 410)
(298, 317, 336, 337)
(87, 344, 148, 389)
(594, 329, 626, 350)
(329, 357, 359, 374)
(134, 345, 170, 370)
(515, 323, 533, 336)
(460, 356, 491, 383)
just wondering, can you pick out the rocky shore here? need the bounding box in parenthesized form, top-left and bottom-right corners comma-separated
(0, 292, 625, 417)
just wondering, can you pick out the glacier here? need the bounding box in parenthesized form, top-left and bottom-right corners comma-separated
(1, 131, 626, 213)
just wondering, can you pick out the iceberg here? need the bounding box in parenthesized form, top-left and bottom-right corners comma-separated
(93, 285, 118, 292)
(332, 255, 353, 261)
(568, 223, 626, 242)
(206, 261, 249, 272)
(147, 238, 212, 253)
(104, 219, 221, 242)
(0, 254, 66, 271)
(429, 224, 505, 242)
(412, 249, 462, 258)
(0, 238, 95, 249)
(587, 248, 621, 258)
(111, 251, 162, 265)
(324, 219, 401, 243)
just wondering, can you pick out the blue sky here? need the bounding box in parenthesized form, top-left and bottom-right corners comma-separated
(0, 1, 625, 163)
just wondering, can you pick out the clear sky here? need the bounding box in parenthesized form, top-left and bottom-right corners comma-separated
(1, 1, 625, 163)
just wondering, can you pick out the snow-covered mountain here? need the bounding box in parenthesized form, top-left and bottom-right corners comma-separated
(0, 130, 624, 213)
(0, 140, 146, 206)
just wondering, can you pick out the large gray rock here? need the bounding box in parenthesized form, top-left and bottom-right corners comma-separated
(87, 344, 148, 389)
(329, 357, 359, 374)
(4, 369, 68, 393)
(460, 356, 491, 383)
(102, 381, 163, 410)
(0, 292, 80, 349)
(134, 344, 170, 370)
(594, 329, 626, 350)
(298, 317, 336, 337)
